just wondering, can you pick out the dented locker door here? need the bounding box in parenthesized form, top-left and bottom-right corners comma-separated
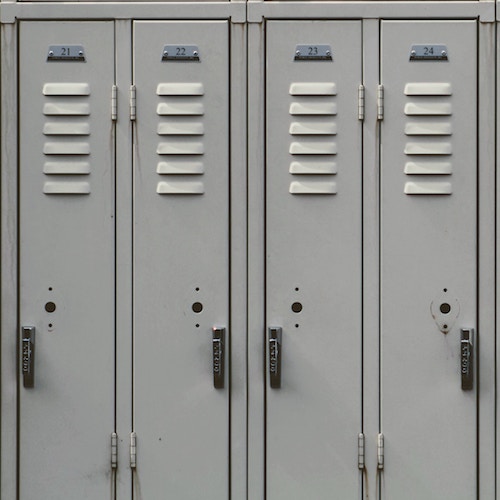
(380, 21, 477, 499)
(266, 21, 362, 499)
(18, 22, 115, 499)
(133, 21, 230, 498)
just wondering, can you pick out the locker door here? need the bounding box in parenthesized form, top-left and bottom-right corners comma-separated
(133, 21, 230, 498)
(380, 21, 477, 499)
(18, 22, 115, 499)
(266, 21, 362, 499)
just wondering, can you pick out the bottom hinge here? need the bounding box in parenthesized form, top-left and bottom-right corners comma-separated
(358, 433, 365, 469)
(377, 433, 384, 470)
(130, 432, 137, 469)
(111, 432, 118, 469)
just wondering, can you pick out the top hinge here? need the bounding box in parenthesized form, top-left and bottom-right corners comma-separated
(130, 432, 137, 469)
(377, 433, 384, 470)
(358, 85, 365, 121)
(111, 85, 117, 122)
(129, 85, 137, 122)
(111, 432, 118, 469)
(377, 85, 384, 121)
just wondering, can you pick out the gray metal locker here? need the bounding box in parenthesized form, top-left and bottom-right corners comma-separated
(380, 20, 478, 499)
(265, 20, 362, 499)
(18, 21, 116, 499)
(132, 20, 231, 498)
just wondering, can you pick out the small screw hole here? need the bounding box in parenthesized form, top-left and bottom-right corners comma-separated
(195, 287, 200, 292)
(195, 324, 200, 328)
(295, 324, 299, 328)
(443, 324, 448, 329)
(48, 323, 53, 328)
(295, 287, 299, 292)
(443, 288, 448, 293)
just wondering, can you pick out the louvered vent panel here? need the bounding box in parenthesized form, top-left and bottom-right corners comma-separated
(156, 83, 205, 195)
(43, 83, 91, 195)
(288, 82, 337, 195)
(403, 82, 453, 195)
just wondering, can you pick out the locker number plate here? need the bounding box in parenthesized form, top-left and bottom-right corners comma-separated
(162, 45, 200, 62)
(409, 45, 448, 61)
(47, 45, 86, 62)
(294, 45, 333, 61)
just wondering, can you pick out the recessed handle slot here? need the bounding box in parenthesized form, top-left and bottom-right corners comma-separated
(21, 326, 35, 388)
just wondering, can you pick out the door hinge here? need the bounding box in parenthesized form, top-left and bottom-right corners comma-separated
(377, 433, 384, 470)
(358, 433, 365, 470)
(377, 85, 384, 121)
(111, 432, 118, 469)
(358, 85, 365, 121)
(129, 85, 137, 122)
(130, 432, 137, 469)
(111, 85, 117, 122)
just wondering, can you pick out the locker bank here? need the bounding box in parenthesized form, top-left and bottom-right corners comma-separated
(0, 0, 496, 498)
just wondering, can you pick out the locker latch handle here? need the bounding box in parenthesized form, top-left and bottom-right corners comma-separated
(21, 326, 35, 388)
(461, 328, 474, 391)
(269, 327, 282, 389)
(212, 327, 225, 389)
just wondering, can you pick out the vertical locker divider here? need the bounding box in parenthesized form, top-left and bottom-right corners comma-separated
(247, 17, 267, 500)
(115, 18, 134, 500)
(228, 16, 249, 500)
(361, 17, 382, 500)
(1, 18, 19, 500)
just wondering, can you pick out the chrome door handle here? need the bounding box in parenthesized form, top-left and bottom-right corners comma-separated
(461, 328, 474, 390)
(212, 327, 225, 389)
(21, 326, 35, 388)
(269, 327, 282, 388)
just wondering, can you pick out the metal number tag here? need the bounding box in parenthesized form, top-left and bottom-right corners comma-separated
(409, 45, 448, 61)
(47, 45, 86, 62)
(162, 45, 200, 62)
(294, 45, 333, 61)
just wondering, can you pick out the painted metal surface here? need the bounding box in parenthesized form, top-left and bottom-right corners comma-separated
(133, 20, 230, 499)
(380, 20, 477, 499)
(18, 21, 115, 499)
(266, 20, 362, 500)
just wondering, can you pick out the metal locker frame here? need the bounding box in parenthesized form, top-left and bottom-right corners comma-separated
(0, 3, 247, 499)
(247, 3, 495, 500)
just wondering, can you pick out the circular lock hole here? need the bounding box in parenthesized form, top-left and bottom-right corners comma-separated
(291, 302, 303, 313)
(192, 302, 203, 313)
(45, 302, 56, 313)
(440, 303, 451, 314)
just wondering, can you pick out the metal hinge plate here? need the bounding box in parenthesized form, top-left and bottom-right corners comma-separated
(378, 433, 384, 470)
(130, 85, 136, 122)
(111, 85, 117, 122)
(130, 432, 137, 469)
(377, 85, 384, 121)
(111, 432, 118, 469)
(358, 85, 365, 121)
(358, 433, 365, 470)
